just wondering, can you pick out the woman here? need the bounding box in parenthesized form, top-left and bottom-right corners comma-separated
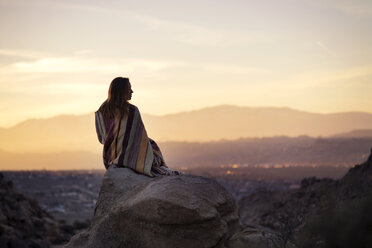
(95, 77, 180, 177)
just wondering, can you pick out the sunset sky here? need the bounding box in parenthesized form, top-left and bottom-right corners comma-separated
(0, 0, 371, 127)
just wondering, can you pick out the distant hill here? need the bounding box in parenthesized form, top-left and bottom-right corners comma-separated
(143, 105, 372, 141)
(0, 113, 100, 153)
(0, 149, 102, 170)
(330, 129, 372, 138)
(160, 136, 372, 169)
(1, 136, 371, 170)
(0, 105, 372, 153)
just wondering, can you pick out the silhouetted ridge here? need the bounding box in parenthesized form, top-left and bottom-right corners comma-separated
(340, 147, 372, 192)
(342, 147, 372, 177)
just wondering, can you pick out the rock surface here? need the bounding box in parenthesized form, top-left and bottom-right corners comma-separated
(225, 225, 296, 248)
(65, 166, 239, 248)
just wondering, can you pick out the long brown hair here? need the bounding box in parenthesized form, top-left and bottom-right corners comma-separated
(98, 77, 131, 119)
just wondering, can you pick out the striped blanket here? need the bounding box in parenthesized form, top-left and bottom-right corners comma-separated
(95, 104, 158, 177)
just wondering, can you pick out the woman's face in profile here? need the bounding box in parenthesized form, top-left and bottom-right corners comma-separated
(127, 83, 133, 100)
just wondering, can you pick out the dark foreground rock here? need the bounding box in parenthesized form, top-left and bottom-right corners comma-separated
(239, 147, 372, 247)
(0, 173, 72, 248)
(240, 148, 372, 228)
(65, 166, 240, 248)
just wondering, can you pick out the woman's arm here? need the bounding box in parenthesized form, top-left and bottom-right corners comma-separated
(95, 111, 107, 144)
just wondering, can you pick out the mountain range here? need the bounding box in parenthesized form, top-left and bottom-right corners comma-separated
(0, 105, 371, 153)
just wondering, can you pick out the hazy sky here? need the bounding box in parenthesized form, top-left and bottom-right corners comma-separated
(0, 0, 371, 127)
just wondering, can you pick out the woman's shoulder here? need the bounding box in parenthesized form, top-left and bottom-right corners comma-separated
(128, 103, 140, 111)
(95, 103, 139, 117)
(96, 101, 106, 114)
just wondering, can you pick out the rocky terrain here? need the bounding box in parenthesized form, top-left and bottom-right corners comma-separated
(4, 164, 349, 227)
(3, 170, 103, 223)
(0, 173, 75, 247)
(239, 148, 372, 247)
(2, 148, 371, 247)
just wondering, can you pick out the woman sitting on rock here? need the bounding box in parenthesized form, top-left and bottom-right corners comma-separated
(95, 77, 181, 176)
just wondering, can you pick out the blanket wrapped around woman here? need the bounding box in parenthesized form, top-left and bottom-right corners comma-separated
(95, 104, 172, 177)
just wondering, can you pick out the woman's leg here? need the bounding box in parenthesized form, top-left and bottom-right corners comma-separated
(149, 138, 167, 167)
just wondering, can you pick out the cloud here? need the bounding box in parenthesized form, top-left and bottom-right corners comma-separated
(0, 49, 51, 59)
(0, 52, 185, 97)
(333, 2, 372, 17)
(285, 64, 372, 89)
(302, 0, 372, 17)
(41, 82, 106, 95)
(201, 63, 269, 75)
(26, 0, 272, 47)
(0, 48, 269, 77)
(0, 55, 178, 75)
(315, 41, 330, 52)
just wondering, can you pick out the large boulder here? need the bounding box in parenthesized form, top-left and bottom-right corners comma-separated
(65, 166, 239, 248)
